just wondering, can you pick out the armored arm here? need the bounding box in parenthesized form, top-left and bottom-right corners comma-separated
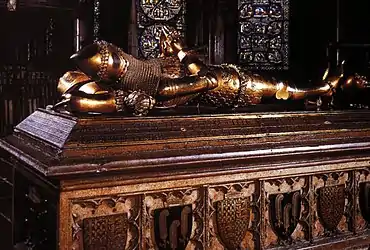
(161, 27, 209, 77)
(160, 27, 218, 78)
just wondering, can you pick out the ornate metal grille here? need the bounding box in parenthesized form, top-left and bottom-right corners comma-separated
(238, 0, 289, 70)
(136, 0, 186, 59)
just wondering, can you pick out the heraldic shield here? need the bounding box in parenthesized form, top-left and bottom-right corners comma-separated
(317, 185, 345, 231)
(215, 197, 251, 249)
(359, 182, 370, 224)
(269, 191, 301, 240)
(153, 205, 192, 250)
(82, 213, 128, 250)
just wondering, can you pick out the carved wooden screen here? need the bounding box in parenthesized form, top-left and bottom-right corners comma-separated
(136, 0, 186, 59)
(0, 0, 7, 8)
(238, 0, 289, 70)
(0, 7, 75, 136)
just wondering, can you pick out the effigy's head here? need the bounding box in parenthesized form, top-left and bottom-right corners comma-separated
(70, 41, 129, 83)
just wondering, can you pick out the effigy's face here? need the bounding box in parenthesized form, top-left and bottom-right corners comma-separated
(70, 41, 129, 83)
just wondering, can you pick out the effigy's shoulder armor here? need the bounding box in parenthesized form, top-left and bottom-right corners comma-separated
(71, 40, 162, 97)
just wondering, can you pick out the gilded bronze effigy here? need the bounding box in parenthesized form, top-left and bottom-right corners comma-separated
(53, 29, 370, 116)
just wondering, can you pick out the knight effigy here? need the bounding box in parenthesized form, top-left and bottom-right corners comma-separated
(54, 27, 370, 116)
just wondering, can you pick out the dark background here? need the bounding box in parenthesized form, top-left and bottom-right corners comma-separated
(1, 0, 370, 80)
(96, 0, 370, 81)
(0, 0, 370, 136)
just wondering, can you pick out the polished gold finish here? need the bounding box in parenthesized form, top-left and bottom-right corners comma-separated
(57, 71, 94, 95)
(160, 26, 186, 58)
(68, 93, 117, 113)
(56, 71, 117, 113)
(71, 41, 129, 83)
(53, 29, 370, 116)
(157, 75, 217, 98)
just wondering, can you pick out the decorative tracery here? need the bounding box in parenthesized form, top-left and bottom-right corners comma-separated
(137, 0, 186, 58)
(238, 0, 289, 70)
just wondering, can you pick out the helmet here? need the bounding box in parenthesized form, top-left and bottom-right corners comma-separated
(70, 41, 128, 83)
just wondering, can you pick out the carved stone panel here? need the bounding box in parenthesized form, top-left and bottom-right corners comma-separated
(313, 172, 351, 238)
(71, 195, 141, 250)
(208, 182, 257, 249)
(143, 188, 203, 249)
(262, 177, 309, 248)
(355, 168, 370, 232)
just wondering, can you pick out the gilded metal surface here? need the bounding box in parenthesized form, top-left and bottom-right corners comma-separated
(237, 69, 277, 105)
(55, 30, 370, 116)
(317, 185, 345, 231)
(196, 65, 240, 107)
(56, 71, 119, 113)
(124, 90, 156, 116)
(158, 75, 216, 99)
(215, 197, 251, 249)
(343, 74, 370, 90)
(57, 71, 95, 95)
(68, 93, 117, 113)
(83, 213, 128, 250)
(160, 27, 187, 61)
(71, 41, 129, 84)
